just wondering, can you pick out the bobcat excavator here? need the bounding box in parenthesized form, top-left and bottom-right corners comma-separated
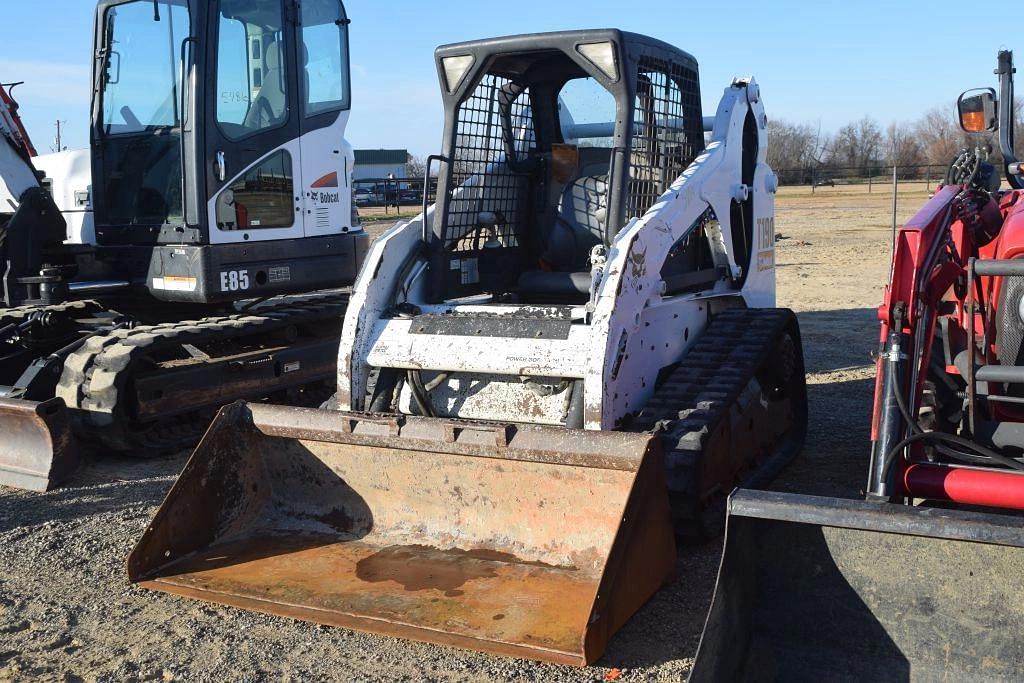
(129, 30, 807, 666)
(0, 0, 367, 492)
(690, 50, 1024, 682)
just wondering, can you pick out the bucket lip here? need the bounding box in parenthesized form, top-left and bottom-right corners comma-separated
(728, 489, 1024, 548)
(243, 403, 658, 471)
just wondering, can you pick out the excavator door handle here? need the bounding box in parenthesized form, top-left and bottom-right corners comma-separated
(214, 151, 227, 182)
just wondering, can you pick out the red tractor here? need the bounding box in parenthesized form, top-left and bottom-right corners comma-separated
(690, 50, 1024, 681)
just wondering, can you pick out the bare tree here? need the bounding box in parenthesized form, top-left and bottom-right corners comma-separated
(826, 116, 883, 173)
(915, 107, 967, 166)
(406, 154, 427, 180)
(767, 119, 827, 183)
(886, 121, 925, 174)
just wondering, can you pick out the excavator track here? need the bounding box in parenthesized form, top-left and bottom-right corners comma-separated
(0, 299, 105, 327)
(55, 291, 349, 454)
(632, 307, 807, 541)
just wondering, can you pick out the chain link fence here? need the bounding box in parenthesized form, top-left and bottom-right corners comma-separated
(775, 164, 950, 192)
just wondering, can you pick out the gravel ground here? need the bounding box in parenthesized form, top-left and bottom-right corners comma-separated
(0, 183, 929, 682)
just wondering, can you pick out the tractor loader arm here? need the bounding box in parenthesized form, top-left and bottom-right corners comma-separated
(691, 48, 1024, 681)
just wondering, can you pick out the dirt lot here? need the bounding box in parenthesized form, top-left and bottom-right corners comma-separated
(0, 183, 930, 682)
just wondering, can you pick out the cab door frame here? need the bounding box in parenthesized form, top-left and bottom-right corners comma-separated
(293, 0, 355, 238)
(203, 0, 305, 245)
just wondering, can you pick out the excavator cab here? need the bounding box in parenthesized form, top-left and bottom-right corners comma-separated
(3, 0, 368, 309)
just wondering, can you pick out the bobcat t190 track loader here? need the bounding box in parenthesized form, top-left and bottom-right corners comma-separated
(129, 29, 807, 666)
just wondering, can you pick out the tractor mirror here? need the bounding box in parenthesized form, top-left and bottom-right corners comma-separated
(958, 88, 998, 133)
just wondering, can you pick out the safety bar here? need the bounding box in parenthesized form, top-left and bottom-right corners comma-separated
(973, 259, 1024, 277)
(564, 116, 715, 140)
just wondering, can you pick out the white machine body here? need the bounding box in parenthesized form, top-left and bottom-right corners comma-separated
(338, 77, 777, 431)
(34, 149, 95, 245)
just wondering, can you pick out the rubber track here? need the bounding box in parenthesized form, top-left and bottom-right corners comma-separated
(0, 299, 104, 328)
(630, 308, 799, 533)
(55, 291, 348, 453)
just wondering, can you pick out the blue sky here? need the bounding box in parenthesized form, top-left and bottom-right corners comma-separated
(2, 0, 1017, 157)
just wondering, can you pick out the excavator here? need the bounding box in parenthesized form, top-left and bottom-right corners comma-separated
(0, 0, 368, 492)
(129, 30, 807, 666)
(690, 50, 1024, 681)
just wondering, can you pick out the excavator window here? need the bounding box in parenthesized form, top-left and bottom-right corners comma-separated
(214, 150, 294, 230)
(300, 0, 351, 116)
(100, 0, 189, 136)
(216, 0, 289, 139)
(96, 0, 189, 230)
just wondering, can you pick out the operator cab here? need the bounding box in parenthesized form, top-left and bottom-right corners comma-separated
(425, 30, 714, 305)
(87, 0, 366, 304)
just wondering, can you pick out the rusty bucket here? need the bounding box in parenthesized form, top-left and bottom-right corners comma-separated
(689, 489, 1024, 682)
(0, 397, 79, 492)
(128, 402, 676, 666)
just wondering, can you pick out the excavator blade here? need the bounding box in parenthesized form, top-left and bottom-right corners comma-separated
(0, 398, 79, 492)
(128, 402, 676, 666)
(690, 489, 1024, 682)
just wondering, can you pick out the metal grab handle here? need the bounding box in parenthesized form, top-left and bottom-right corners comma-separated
(179, 37, 197, 224)
(215, 151, 227, 182)
(421, 155, 446, 245)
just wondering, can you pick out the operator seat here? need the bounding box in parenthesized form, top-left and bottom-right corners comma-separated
(518, 151, 610, 303)
(244, 40, 287, 130)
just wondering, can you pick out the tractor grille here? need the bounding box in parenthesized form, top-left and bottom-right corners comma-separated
(446, 74, 535, 253)
(627, 58, 704, 219)
(996, 273, 1024, 370)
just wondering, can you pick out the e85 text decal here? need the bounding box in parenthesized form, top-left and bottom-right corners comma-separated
(220, 270, 251, 292)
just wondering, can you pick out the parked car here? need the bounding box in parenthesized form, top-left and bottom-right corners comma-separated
(813, 178, 835, 188)
(399, 189, 423, 205)
(354, 189, 373, 206)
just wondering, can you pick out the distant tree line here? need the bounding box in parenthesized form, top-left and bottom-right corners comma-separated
(768, 104, 1024, 184)
(403, 105, 1024, 186)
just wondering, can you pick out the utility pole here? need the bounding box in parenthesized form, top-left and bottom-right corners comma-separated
(53, 120, 66, 152)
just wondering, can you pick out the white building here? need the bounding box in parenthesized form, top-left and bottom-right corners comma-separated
(353, 149, 408, 181)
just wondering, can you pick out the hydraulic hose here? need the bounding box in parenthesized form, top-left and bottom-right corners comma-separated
(406, 369, 435, 418)
(882, 370, 1024, 478)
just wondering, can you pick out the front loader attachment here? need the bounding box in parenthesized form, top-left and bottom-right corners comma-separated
(0, 398, 79, 492)
(690, 490, 1024, 682)
(128, 402, 675, 666)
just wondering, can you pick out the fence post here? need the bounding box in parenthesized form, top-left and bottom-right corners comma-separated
(811, 168, 816, 194)
(868, 170, 872, 193)
(891, 165, 899, 254)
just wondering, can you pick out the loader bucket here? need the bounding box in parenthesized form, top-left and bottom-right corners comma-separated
(128, 402, 675, 666)
(0, 398, 79, 492)
(690, 489, 1024, 682)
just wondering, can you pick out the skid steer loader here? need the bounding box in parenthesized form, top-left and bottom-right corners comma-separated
(690, 50, 1024, 682)
(0, 0, 368, 491)
(129, 30, 807, 666)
